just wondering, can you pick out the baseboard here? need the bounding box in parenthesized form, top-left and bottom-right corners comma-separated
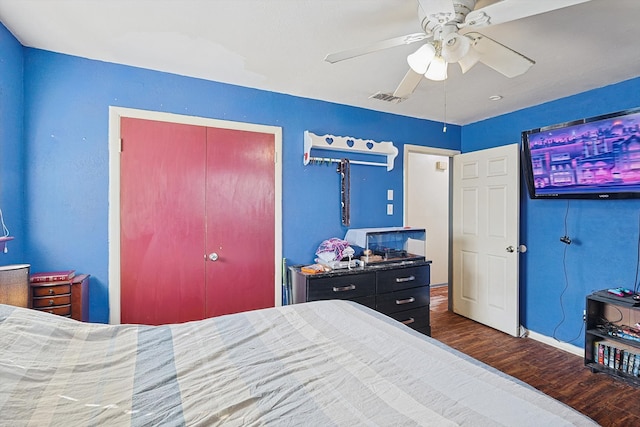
(527, 330, 584, 357)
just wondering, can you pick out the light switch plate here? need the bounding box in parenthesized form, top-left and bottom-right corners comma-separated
(387, 189, 393, 201)
(387, 204, 393, 215)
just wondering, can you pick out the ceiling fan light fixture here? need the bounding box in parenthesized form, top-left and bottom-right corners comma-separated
(407, 43, 436, 74)
(441, 33, 470, 63)
(424, 56, 448, 81)
(458, 46, 480, 74)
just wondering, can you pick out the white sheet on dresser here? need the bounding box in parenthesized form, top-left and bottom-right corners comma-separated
(0, 300, 596, 426)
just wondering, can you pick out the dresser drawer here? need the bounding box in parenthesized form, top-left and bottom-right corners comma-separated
(308, 272, 375, 301)
(351, 295, 376, 310)
(35, 304, 71, 316)
(32, 284, 71, 297)
(33, 294, 71, 308)
(376, 285, 430, 315)
(377, 265, 430, 293)
(387, 306, 430, 332)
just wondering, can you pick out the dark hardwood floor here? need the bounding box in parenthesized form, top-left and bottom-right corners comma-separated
(430, 285, 640, 427)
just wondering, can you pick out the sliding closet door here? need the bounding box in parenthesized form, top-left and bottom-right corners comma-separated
(204, 127, 275, 317)
(120, 118, 207, 324)
(120, 118, 276, 324)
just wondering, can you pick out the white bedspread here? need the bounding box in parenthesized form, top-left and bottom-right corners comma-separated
(0, 300, 596, 426)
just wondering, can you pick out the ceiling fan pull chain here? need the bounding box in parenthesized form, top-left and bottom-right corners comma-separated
(443, 78, 447, 133)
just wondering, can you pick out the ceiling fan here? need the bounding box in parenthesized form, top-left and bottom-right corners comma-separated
(325, 0, 592, 100)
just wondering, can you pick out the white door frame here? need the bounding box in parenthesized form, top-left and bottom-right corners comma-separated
(404, 144, 459, 308)
(108, 107, 283, 324)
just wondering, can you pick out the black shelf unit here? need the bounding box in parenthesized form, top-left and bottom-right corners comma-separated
(585, 291, 640, 386)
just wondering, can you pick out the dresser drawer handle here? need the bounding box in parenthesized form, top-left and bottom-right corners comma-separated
(332, 284, 356, 292)
(401, 317, 415, 325)
(48, 289, 54, 295)
(48, 299, 55, 306)
(395, 275, 415, 283)
(396, 297, 415, 305)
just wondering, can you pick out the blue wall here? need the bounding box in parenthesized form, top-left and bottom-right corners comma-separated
(5, 20, 639, 348)
(0, 24, 25, 263)
(12, 43, 460, 323)
(463, 77, 640, 346)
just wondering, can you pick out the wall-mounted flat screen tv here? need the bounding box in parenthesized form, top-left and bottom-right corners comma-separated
(521, 108, 640, 199)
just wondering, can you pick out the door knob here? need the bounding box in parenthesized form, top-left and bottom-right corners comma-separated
(506, 246, 515, 253)
(208, 252, 219, 261)
(506, 245, 527, 253)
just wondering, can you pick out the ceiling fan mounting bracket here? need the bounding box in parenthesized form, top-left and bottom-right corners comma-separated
(419, 0, 476, 31)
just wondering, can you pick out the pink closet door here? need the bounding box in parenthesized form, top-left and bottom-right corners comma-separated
(204, 127, 275, 317)
(120, 117, 275, 325)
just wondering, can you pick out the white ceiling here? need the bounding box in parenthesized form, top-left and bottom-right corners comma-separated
(0, 0, 638, 125)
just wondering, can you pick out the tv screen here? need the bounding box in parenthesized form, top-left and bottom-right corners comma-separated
(521, 108, 640, 199)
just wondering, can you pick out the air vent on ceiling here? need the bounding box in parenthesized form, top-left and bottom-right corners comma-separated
(369, 92, 406, 104)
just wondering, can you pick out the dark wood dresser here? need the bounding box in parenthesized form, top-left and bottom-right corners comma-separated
(290, 260, 431, 335)
(30, 274, 90, 321)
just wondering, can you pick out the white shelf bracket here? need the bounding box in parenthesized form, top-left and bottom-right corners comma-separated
(304, 131, 398, 171)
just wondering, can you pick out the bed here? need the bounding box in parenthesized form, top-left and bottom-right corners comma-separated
(0, 300, 596, 426)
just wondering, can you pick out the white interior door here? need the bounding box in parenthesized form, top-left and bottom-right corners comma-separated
(452, 143, 521, 337)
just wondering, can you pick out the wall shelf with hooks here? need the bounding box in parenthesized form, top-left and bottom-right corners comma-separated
(303, 131, 398, 171)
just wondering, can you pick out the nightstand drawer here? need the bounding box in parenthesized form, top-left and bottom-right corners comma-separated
(308, 272, 375, 301)
(377, 265, 430, 293)
(32, 284, 71, 297)
(33, 294, 71, 308)
(35, 304, 71, 316)
(376, 286, 430, 315)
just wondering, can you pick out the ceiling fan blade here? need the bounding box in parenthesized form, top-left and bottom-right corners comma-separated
(393, 69, 424, 99)
(324, 33, 428, 63)
(466, 32, 534, 78)
(464, 0, 592, 28)
(417, 0, 455, 24)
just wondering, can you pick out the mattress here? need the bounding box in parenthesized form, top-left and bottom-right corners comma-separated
(0, 300, 597, 426)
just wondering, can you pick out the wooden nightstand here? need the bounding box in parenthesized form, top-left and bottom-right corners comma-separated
(30, 274, 90, 321)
